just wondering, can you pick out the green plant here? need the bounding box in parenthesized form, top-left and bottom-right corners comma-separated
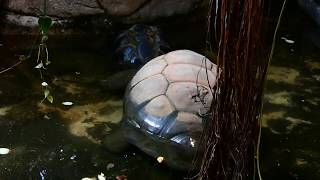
(0, 14, 53, 103)
(36, 15, 53, 103)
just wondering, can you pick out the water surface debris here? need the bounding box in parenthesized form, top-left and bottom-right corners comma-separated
(281, 37, 295, 44)
(0, 148, 10, 155)
(41, 82, 48, 86)
(157, 156, 164, 163)
(35, 63, 44, 69)
(107, 163, 115, 170)
(62, 101, 74, 106)
(97, 173, 106, 180)
(81, 177, 95, 180)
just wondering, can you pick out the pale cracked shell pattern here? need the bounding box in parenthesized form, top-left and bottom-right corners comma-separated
(163, 63, 216, 88)
(126, 50, 216, 137)
(129, 74, 168, 105)
(144, 95, 175, 117)
(165, 49, 215, 70)
(129, 55, 166, 88)
(166, 82, 212, 114)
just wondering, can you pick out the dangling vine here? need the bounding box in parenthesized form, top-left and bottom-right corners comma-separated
(0, 0, 53, 103)
(37, 13, 53, 103)
(190, 0, 289, 180)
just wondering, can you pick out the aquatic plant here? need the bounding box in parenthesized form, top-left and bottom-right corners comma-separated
(37, 14, 53, 103)
(192, 0, 287, 179)
(0, 0, 53, 103)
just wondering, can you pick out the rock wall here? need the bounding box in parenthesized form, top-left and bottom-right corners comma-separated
(3, 0, 104, 17)
(1, 0, 205, 34)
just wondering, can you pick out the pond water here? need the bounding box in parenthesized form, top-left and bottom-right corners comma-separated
(0, 2, 319, 180)
(260, 4, 320, 180)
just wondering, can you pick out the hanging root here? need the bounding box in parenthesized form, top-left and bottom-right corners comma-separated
(188, 0, 281, 179)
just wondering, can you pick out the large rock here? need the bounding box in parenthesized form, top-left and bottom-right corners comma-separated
(2, 0, 203, 19)
(1, 0, 205, 34)
(123, 0, 202, 23)
(98, 0, 148, 16)
(3, 0, 104, 17)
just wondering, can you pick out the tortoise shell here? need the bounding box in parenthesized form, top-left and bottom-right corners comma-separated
(123, 50, 217, 170)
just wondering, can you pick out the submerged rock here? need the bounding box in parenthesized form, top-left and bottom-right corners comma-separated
(123, 0, 202, 23)
(99, 0, 148, 16)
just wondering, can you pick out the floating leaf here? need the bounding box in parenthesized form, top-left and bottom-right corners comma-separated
(44, 89, 50, 98)
(38, 16, 52, 33)
(19, 55, 30, 61)
(157, 156, 164, 163)
(281, 37, 295, 44)
(0, 148, 10, 155)
(190, 137, 196, 147)
(62, 102, 73, 106)
(106, 163, 115, 170)
(45, 60, 51, 65)
(47, 95, 53, 103)
(44, 90, 50, 97)
(81, 178, 95, 180)
(35, 63, 44, 69)
(41, 82, 48, 87)
(97, 173, 106, 180)
(41, 35, 48, 42)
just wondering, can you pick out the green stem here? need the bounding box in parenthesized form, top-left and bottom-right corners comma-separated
(0, 61, 23, 74)
(43, 0, 47, 15)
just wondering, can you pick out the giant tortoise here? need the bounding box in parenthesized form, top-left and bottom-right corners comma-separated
(122, 50, 217, 170)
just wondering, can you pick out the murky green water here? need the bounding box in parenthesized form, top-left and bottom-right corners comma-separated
(0, 35, 184, 179)
(260, 5, 320, 179)
(0, 2, 319, 180)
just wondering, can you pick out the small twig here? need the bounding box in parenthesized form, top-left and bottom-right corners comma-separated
(45, 45, 49, 63)
(37, 44, 42, 63)
(0, 61, 23, 74)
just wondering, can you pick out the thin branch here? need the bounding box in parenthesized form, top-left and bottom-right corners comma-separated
(0, 60, 23, 74)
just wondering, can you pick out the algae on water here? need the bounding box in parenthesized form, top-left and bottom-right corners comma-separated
(267, 66, 300, 84)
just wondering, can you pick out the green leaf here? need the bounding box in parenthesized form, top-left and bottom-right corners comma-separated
(41, 35, 48, 42)
(38, 16, 52, 33)
(47, 95, 53, 103)
(45, 60, 51, 65)
(35, 62, 44, 69)
(44, 89, 50, 98)
(19, 55, 30, 61)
